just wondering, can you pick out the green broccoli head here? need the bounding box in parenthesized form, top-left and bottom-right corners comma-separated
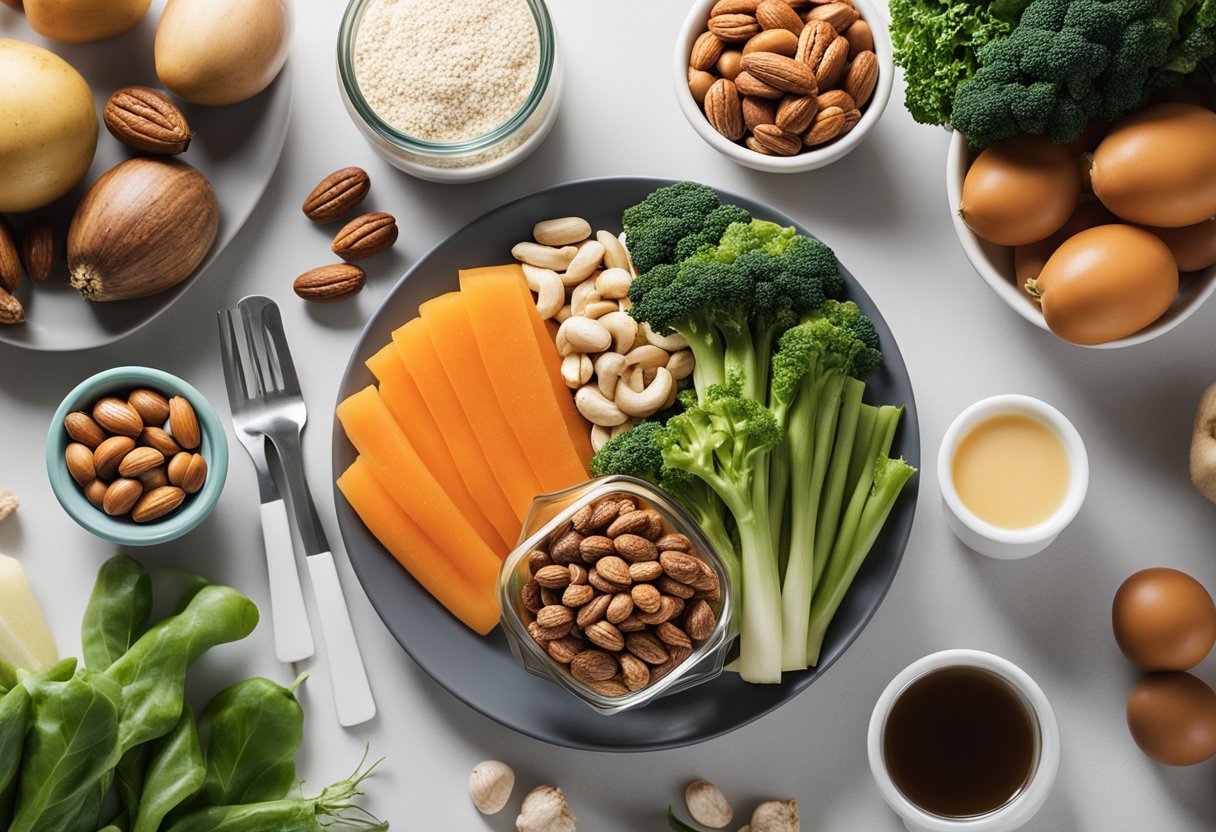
(673, 204, 754, 262)
(823, 300, 884, 379)
(621, 182, 751, 274)
(590, 421, 665, 481)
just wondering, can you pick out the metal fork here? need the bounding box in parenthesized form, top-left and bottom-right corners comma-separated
(218, 295, 376, 727)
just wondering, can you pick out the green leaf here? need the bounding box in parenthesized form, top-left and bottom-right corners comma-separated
(668, 806, 705, 832)
(133, 706, 205, 832)
(114, 746, 151, 822)
(82, 556, 153, 672)
(0, 685, 32, 828)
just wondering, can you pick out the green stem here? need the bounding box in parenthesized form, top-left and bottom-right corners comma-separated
(812, 377, 865, 588)
(845, 405, 879, 500)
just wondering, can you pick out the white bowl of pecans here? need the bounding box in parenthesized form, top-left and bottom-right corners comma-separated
(674, 0, 893, 172)
(499, 476, 734, 714)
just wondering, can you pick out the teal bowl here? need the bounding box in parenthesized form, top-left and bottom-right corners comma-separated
(46, 366, 229, 546)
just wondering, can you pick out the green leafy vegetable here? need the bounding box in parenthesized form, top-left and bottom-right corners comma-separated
(82, 555, 153, 673)
(0, 684, 31, 827)
(667, 805, 704, 832)
(890, 0, 1031, 125)
(133, 706, 204, 832)
(1150, 0, 1216, 90)
(114, 746, 151, 822)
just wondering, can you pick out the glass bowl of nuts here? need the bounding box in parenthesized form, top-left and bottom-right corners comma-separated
(45, 366, 229, 546)
(498, 475, 734, 715)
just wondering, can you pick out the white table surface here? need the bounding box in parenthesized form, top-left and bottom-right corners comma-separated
(3, 2, 1216, 829)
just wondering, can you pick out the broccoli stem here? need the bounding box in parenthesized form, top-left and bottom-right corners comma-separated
(812, 377, 866, 589)
(684, 329, 726, 399)
(733, 493, 783, 684)
(723, 326, 761, 400)
(845, 404, 879, 501)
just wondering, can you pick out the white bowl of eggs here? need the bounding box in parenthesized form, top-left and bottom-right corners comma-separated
(946, 102, 1216, 348)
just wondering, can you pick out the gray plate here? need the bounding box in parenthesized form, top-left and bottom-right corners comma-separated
(0, 1, 292, 352)
(332, 177, 920, 752)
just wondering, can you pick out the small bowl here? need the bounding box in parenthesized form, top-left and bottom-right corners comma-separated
(867, 649, 1060, 832)
(497, 475, 734, 715)
(672, 0, 893, 173)
(945, 130, 1216, 348)
(937, 395, 1088, 560)
(337, 0, 563, 184)
(46, 366, 228, 546)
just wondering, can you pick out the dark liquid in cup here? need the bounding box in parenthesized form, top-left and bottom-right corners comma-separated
(883, 666, 1037, 818)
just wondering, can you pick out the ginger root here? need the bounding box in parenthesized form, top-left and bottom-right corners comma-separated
(1192, 382, 1216, 506)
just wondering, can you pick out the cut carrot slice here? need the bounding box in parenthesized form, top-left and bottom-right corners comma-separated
(338, 458, 498, 635)
(366, 343, 512, 554)
(459, 264, 593, 480)
(336, 386, 504, 584)
(414, 294, 545, 516)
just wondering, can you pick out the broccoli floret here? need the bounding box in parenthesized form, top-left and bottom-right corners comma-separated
(822, 300, 883, 379)
(621, 182, 750, 274)
(1148, 0, 1216, 93)
(590, 421, 664, 480)
(952, 0, 1180, 146)
(673, 204, 754, 262)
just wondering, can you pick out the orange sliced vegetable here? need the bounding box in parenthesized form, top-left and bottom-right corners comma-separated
(459, 264, 593, 477)
(415, 293, 544, 515)
(338, 457, 498, 635)
(336, 385, 504, 584)
(366, 344, 513, 553)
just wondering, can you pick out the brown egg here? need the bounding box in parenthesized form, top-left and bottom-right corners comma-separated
(1113, 568, 1216, 671)
(961, 134, 1081, 246)
(1014, 200, 1116, 285)
(1127, 672, 1216, 766)
(1092, 103, 1216, 228)
(1142, 219, 1216, 272)
(1028, 224, 1178, 345)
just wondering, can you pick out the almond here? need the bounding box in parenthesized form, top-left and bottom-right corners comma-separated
(804, 104, 846, 145)
(118, 446, 165, 478)
(606, 509, 662, 539)
(817, 89, 855, 111)
(703, 78, 744, 141)
(660, 551, 704, 585)
(65, 443, 97, 486)
(546, 636, 583, 664)
(168, 396, 200, 450)
(180, 453, 207, 494)
(527, 549, 552, 574)
(0, 217, 20, 294)
(138, 466, 170, 490)
(629, 561, 664, 582)
(708, 13, 760, 42)
(630, 583, 662, 614)
(840, 107, 862, 136)
(562, 583, 595, 607)
(657, 575, 697, 599)
(744, 28, 798, 56)
(638, 595, 683, 625)
(588, 569, 629, 595)
(741, 52, 817, 95)
(619, 652, 650, 691)
(655, 622, 693, 650)
(577, 499, 619, 534)
(94, 436, 136, 481)
(691, 559, 722, 592)
(83, 479, 108, 509)
(844, 50, 879, 108)
(576, 594, 612, 628)
(567, 563, 588, 585)
(606, 592, 635, 624)
(742, 96, 777, 131)
(711, 0, 759, 13)
(795, 20, 836, 67)
(521, 579, 543, 613)
(550, 529, 584, 565)
(689, 67, 716, 105)
(814, 36, 849, 89)
(131, 485, 184, 522)
(103, 87, 191, 155)
(595, 555, 632, 586)
(332, 212, 398, 262)
(579, 534, 615, 562)
(614, 533, 658, 563)
(103, 478, 144, 516)
(0, 289, 24, 326)
(65, 412, 106, 449)
(570, 650, 618, 683)
(536, 604, 575, 629)
(805, 1, 859, 33)
(844, 18, 873, 56)
(584, 620, 625, 652)
(140, 426, 182, 457)
(534, 564, 572, 589)
(752, 123, 803, 155)
(625, 632, 669, 665)
(756, 0, 803, 34)
(691, 31, 726, 71)
(685, 599, 718, 641)
(128, 388, 170, 426)
(617, 615, 646, 633)
(776, 93, 818, 132)
(293, 264, 365, 304)
(587, 678, 629, 697)
(20, 217, 56, 283)
(302, 166, 370, 222)
(717, 49, 743, 81)
(745, 136, 774, 154)
(528, 620, 571, 642)
(93, 397, 143, 437)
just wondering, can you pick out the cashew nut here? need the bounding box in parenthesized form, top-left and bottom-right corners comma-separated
(555, 326, 571, 356)
(642, 322, 689, 351)
(615, 367, 674, 418)
(618, 296, 633, 312)
(582, 300, 618, 319)
(667, 349, 694, 380)
(590, 424, 612, 452)
(595, 267, 632, 299)
(555, 304, 572, 323)
(662, 380, 679, 410)
(533, 216, 591, 247)
(558, 316, 612, 354)
(524, 265, 564, 320)
(563, 240, 606, 284)
(561, 354, 593, 389)
(625, 344, 669, 371)
(598, 310, 638, 354)
(598, 230, 631, 271)
(512, 242, 577, 271)
(570, 276, 601, 316)
(620, 231, 638, 277)
(594, 352, 628, 399)
(575, 385, 629, 427)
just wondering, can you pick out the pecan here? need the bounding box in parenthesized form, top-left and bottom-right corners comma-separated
(104, 87, 192, 155)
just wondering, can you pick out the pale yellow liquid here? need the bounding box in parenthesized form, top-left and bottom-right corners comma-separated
(952, 413, 1070, 529)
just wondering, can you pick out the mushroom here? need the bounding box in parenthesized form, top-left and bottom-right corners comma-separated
(750, 799, 798, 832)
(1192, 381, 1216, 506)
(469, 760, 514, 815)
(516, 785, 577, 832)
(615, 367, 674, 418)
(685, 779, 733, 828)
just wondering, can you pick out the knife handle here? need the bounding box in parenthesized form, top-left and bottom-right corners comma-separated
(260, 500, 315, 663)
(307, 551, 376, 727)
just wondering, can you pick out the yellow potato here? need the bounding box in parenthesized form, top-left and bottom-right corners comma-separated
(25, 0, 152, 43)
(0, 40, 98, 213)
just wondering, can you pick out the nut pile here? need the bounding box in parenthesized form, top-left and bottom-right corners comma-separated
(518, 495, 721, 698)
(294, 166, 400, 303)
(512, 218, 694, 452)
(688, 0, 880, 155)
(63, 387, 208, 523)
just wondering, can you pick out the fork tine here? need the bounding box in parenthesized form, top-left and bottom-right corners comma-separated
(260, 300, 302, 395)
(217, 309, 249, 406)
(240, 301, 271, 396)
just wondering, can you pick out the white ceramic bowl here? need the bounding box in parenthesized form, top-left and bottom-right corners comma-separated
(937, 395, 1088, 560)
(673, 0, 894, 173)
(945, 130, 1216, 348)
(868, 649, 1061, 832)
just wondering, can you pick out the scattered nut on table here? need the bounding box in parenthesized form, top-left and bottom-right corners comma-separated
(685, 779, 734, 828)
(516, 785, 577, 832)
(469, 759, 515, 815)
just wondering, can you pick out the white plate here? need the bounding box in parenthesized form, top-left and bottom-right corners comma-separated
(0, 1, 292, 352)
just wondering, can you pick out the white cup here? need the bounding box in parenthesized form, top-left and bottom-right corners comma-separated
(867, 650, 1061, 832)
(937, 395, 1088, 559)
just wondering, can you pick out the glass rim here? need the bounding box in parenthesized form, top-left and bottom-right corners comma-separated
(336, 0, 555, 156)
